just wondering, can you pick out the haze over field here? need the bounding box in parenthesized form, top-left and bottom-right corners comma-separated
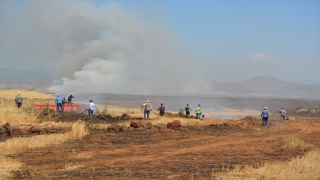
(0, 0, 319, 97)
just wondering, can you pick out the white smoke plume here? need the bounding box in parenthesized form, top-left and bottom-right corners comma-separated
(0, 0, 211, 95)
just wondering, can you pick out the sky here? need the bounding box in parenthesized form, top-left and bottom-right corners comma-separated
(0, 0, 319, 95)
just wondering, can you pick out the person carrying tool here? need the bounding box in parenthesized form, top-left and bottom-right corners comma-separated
(55, 95, 64, 111)
(88, 100, 95, 121)
(195, 105, 201, 119)
(68, 93, 75, 105)
(261, 107, 270, 126)
(185, 104, 192, 118)
(141, 100, 152, 119)
(157, 103, 165, 116)
(15, 92, 23, 108)
(280, 108, 286, 121)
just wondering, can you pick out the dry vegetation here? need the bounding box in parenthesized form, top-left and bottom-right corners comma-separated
(0, 89, 54, 125)
(0, 120, 89, 179)
(0, 90, 88, 179)
(216, 140, 320, 180)
(0, 89, 319, 179)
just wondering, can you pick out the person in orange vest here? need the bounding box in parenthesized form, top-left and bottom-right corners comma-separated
(141, 100, 152, 119)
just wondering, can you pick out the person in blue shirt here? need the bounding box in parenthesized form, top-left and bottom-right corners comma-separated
(88, 100, 95, 121)
(261, 107, 269, 126)
(55, 95, 64, 111)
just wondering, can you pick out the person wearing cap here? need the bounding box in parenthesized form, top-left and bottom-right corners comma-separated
(55, 95, 65, 111)
(141, 100, 152, 119)
(88, 100, 95, 121)
(279, 108, 287, 121)
(261, 107, 270, 126)
(185, 104, 192, 118)
(157, 103, 165, 116)
(67, 93, 75, 105)
(15, 92, 23, 108)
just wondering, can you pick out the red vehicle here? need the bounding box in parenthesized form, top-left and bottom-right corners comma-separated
(34, 104, 82, 112)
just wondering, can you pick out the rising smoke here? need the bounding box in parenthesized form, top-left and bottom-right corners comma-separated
(0, 0, 211, 95)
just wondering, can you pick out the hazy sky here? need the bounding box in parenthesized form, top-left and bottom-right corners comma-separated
(0, 0, 319, 95)
(106, 0, 320, 85)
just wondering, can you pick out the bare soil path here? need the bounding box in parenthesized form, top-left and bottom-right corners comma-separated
(10, 118, 320, 179)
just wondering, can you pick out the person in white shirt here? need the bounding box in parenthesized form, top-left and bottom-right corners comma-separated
(88, 100, 95, 121)
(280, 108, 286, 121)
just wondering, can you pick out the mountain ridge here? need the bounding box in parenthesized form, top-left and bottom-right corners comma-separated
(212, 76, 320, 99)
(0, 68, 319, 99)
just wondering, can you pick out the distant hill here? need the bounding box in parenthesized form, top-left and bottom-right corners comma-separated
(0, 68, 318, 99)
(0, 68, 54, 82)
(212, 76, 320, 99)
(0, 68, 55, 90)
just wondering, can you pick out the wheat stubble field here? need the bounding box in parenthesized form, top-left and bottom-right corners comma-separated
(0, 89, 319, 180)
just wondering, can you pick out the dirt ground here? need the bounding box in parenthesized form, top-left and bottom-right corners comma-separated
(9, 116, 320, 179)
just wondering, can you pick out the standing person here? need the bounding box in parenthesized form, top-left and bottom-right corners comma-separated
(61, 97, 67, 111)
(157, 103, 165, 116)
(198, 104, 202, 117)
(195, 105, 201, 119)
(141, 100, 152, 119)
(88, 100, 95, 121)
(280, 108, 286, 121)
(14, 92, 19, 106)
(185, 104, 192, 118)
(55, 95, 64, 111)
(68, 93, 75, 105)
(261, 107, 269, 126)
(15, 92, 23, 108)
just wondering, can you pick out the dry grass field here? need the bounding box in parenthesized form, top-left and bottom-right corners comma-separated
(0, 89, 320, 179)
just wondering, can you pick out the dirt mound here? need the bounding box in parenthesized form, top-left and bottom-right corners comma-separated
(107, 123, 120, 132)
(0, 122, 67, 141)
(103, 120, 183, 133)
(121, 113, 131, 120)
(167, 120, 182, 130)
(241, 116, 261, 126)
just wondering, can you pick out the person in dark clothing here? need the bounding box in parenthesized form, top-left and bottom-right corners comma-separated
(157, 103, 165, 116)
(185, 104, 192, 118)
(68, 93, 75, 105)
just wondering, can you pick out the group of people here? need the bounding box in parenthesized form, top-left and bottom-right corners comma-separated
(141, 100, 203, 120)
(55, 93, 95, 121)
(260, 107, 287, 126)
(54, 93, 76, 111)
(185, 104, 202, 119)
(13, 92, 287, 125)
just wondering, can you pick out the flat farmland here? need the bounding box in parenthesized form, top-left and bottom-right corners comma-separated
(9, 117, 320, 179)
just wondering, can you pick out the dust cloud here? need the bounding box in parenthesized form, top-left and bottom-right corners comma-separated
(0, 0, 211, 95)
